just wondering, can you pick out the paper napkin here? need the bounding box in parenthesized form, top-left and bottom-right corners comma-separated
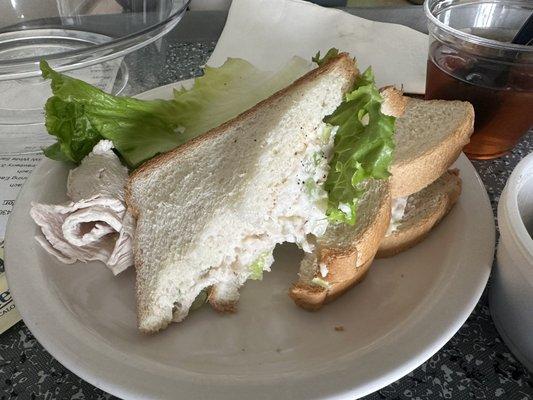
(208, 0, 428, 93)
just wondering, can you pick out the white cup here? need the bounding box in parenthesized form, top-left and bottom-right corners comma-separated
(490, 151, 533, 372)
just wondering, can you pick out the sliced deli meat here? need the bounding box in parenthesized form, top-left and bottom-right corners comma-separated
(30, 140, 133, 275)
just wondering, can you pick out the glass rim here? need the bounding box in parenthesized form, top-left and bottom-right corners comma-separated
(0, 0, 191, 80)
(424, 0, 533, 53)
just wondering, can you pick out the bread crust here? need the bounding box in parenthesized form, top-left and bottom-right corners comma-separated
(377, 169, 462, 258)
(289, 283, 328, 311)
(390, 103, 473, 198)
(208, 299, 238, 314)
(380, 86, 407, 118)
(324, 257, 373, 303)
(289, 257, 374, 311)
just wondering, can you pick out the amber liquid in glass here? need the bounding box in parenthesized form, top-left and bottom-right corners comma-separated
(426, 43, 533, 159)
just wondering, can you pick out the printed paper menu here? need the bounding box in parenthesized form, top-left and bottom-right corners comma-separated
(0, 247, 21, 334)
(0, 154, 44, 239)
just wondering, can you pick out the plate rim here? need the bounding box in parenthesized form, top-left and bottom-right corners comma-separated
(5, 82, 495, 400)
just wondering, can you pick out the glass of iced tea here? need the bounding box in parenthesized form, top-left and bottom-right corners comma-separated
(425, 0, 533, 160)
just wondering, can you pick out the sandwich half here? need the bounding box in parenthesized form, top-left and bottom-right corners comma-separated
(127, 54, 363, 333)
(289, 96, 474, 310)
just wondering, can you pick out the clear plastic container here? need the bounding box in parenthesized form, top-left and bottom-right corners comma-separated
(0, 0, 189, 149)
(0, 0, 190, 80)
(424, 0, 533, 159)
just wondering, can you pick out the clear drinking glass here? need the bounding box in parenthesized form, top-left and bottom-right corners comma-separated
(0, 0, 190, 80)
(424, 0, 533, 160)
(0, 0, 190, 112)
(0, 0, 189, 149)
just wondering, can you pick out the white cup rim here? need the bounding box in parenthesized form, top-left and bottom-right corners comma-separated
(498, 152, 533, 262)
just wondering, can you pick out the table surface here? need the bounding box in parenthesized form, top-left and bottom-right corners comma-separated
(1, 6, 533, 400)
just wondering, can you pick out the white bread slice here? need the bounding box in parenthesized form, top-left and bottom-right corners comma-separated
(289, 179, 391, 310)
(126, 54, 357, 333)
(391, 99, 473, 198)
(377, 169, 462, 258)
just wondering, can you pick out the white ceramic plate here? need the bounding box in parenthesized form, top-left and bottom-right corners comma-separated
(5, 82, 495, 400)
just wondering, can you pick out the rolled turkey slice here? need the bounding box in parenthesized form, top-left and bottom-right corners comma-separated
(30, 140, 133, 275)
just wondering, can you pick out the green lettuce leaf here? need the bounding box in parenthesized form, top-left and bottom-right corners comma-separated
(311, 277, 331, 289)
(248, 252, 271, 280)
(312, 48, 340, 67)
(172, 57, 311, 143)
(40, 57, 310, 168)
(41, 60, 182, 167)
(324, 68, 395, 225)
